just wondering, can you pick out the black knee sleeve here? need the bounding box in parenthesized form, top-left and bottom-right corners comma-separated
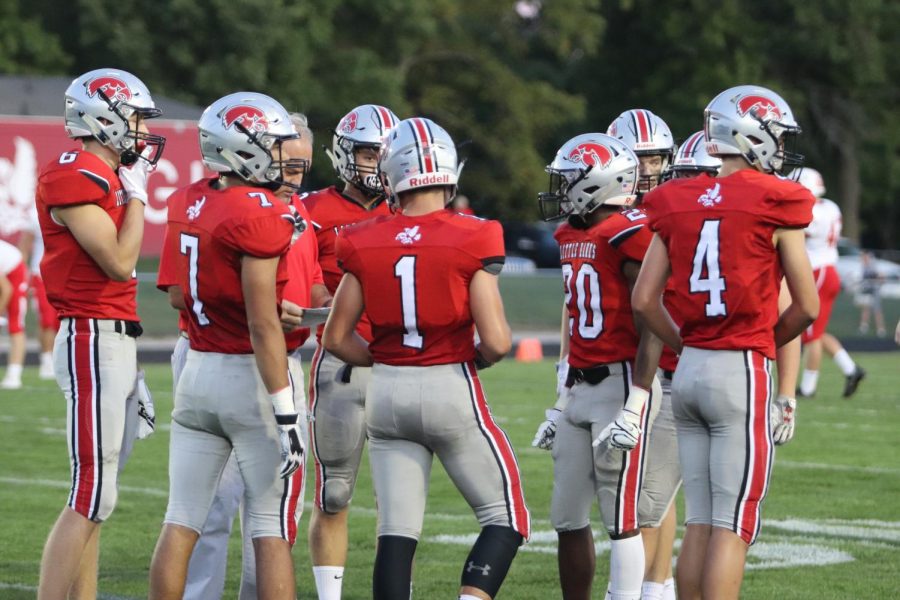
(373, 535, 417, 600)
(460, 525, 523, 597)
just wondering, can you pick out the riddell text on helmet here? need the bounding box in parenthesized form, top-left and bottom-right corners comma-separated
(408, 174, 451, 186)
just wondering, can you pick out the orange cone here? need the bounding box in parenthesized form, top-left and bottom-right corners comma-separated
(515, 338, 544, 362)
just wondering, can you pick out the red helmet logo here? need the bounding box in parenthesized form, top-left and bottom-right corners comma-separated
(737, 95, 782, 121)
(568, 143, 613, 168)
(339, 112, 358, 134)
(223, 105, 269, 133)
(86, 76, 132, 102)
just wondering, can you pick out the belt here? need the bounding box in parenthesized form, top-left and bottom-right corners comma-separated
(567, 365, 611, 387)
(340, 364, 353, 383)
(114, 320, 143, 338)
(661, 369, 674, 381)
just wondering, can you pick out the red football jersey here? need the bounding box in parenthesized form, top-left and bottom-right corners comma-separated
(157, 188, 189, 333)
(336, 210, 505, 366)
(283, 196, 325, 350)
(302, 185, 390, 342)
(555, 209, 653, 368)
(161, 178, 294, 354)
(36, 149, 138, 320)
(643, 170, 814, 359)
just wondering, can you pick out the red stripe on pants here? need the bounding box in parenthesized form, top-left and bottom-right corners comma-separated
(465, 363, 531, 539)
(738, 352, 773, 544)
(72, 319, 98, 518)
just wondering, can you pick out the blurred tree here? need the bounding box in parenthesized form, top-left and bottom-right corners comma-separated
(0, 0, 69, 72)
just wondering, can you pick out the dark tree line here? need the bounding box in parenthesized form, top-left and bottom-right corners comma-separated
(3, 0, 897, 246)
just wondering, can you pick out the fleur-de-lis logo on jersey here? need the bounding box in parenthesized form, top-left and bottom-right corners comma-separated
(187, 196, 206, 220)
(697, 183, 722, 207)
(395, 225, 421, 245)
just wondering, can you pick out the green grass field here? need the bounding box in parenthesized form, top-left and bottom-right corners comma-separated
(1, 355, 899, 599)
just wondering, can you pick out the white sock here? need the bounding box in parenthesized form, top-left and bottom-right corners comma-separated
(4, 364, 23, 379)
(800, 370, 819, 396)
(662, 577, 676, 600)
(641, 581, 665, 600)
(40, 352, 53, 367)
(312, 566, 344, 600)
(608, 535, 644, 600)
(833, 349, 856, 376)
(459, 595, 481, 600)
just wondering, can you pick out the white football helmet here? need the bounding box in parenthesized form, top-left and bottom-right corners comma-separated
(704, 84, 803, 175)
(328, 104, 399, 196)
(667, 131, 721, 179)
(378, 117, 461, 208)
(795, 166, 826, 197)
(198, 92, 306, 190)
(539, 133, 639, 221)
(64, 68, 165, 166)
(607, 109, 675, 190)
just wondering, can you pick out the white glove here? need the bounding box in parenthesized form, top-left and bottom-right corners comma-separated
(593, 387, 649, 451)
(0, 316, 7, 329)
(118, 155, 151, 204)
(270, 387, 304, 478)
(594, 408, 642, 450)
(770, 394, 796, 445)
(532, 408, 562, 450)
(556, 358, 570, 398)
(134, 369, 155, 439)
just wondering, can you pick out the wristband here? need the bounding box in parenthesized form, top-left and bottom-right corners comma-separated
(624, 386, 650, 414)
(269, 386, 294, 415)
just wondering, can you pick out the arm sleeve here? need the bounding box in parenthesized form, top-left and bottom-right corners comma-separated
(334, 230, 360, 277)
(467, 220, 506, 275)
(766, 184, 815, 229)
(38, 169, 108, 207)
(156, 226, 178, 291)
(613, 222, 652, 262)
(223, 213, 294, 258)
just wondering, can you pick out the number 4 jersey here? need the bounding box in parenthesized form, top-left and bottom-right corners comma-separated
(159, 178, 295, 354)
(642, 170, 814, 359)
(554, 209, 653, 369)
(335, 209, 505, 366)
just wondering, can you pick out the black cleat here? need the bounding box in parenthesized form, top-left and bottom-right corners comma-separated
(843, 367, 866, 398)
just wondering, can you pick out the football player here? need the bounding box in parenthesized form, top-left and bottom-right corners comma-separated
(172, 112, 328, 600)
(15, 203, 59, 381)
(633, 85, 819, 600)
(323, 117, 530, 600)
(302, 104, 398, 600)
(794, 167, 866, 398)
(607, 109, 675, 195)
(35, 68, 164, 600)
(0, 239, 27, 389)
(148, 92, 306, 600)
(532, 132, 662, 600)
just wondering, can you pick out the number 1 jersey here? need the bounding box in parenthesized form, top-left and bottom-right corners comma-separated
(642, 170, 814, 359)
(554, 210, 653, 368)
(335, 210, 505, 366)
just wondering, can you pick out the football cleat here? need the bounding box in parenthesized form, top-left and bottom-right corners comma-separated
(843, 366, 866, 398)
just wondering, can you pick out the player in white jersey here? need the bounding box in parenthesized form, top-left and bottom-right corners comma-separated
(17, 204, 59, 379)
(0, 239, 28, 388)
(794, 168, 865, 398)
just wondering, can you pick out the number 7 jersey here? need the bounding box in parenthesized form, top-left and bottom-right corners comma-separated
(554, 209, 653, 368)
(642, 170, 814, 359)
(335, 210, 505, 366)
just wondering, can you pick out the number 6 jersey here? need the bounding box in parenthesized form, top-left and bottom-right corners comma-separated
(642, 170, 814, 359)
(554, 209, 653, 369)
(334, 209, 505, 366)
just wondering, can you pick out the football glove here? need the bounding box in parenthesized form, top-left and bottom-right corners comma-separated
(269, 386, 304, 478)
(275, 413, 304, 478)
(770, 394, 796, 445)
(593, 386, 649, 451)
(134, 369, 155, 440)
(532, 408, 562, 450)
(118, 151, 152, 204)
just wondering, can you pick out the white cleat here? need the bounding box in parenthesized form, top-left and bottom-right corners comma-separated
(1, 377, 23, 390)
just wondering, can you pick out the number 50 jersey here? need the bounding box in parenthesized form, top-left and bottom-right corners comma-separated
(335, 210, 505, 366)
(642, 170, 814, 359)
(554, 209, 653, 369)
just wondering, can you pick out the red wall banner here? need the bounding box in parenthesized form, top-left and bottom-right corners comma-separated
(0, 116, 207, 255)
